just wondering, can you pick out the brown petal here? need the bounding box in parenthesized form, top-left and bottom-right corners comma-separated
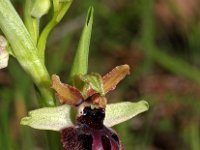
(102, 64, 130, 93)
(51, 74, 83, 106)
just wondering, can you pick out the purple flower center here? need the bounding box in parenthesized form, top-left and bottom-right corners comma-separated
(61, 106, 123, 150)
(77, 107, 105, 129)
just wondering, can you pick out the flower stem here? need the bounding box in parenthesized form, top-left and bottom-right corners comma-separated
(37, 1, 72, 63)
(0, 0, 54, 106)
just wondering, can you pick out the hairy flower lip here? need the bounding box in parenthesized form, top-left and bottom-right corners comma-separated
(61, 126, 123, 150)
(61, 106, 123, 150)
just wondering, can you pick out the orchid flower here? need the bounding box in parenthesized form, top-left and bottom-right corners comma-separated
(20, 6, 148, 150)
(21, 64, 148, 150)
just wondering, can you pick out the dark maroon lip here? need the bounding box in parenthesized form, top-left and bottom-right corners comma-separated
(77, 107, 105, 130)
(61, 124, 122, 150)
(61, 106, 123, 150)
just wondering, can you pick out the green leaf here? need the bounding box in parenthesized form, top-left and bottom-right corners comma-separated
(104, 100, 149, 127)
(70, 6, 94, 79)
(0, 35, 9, 69)
(20, 105, 73, 131)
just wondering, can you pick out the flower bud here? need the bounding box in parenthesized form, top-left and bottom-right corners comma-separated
(31, 0, 51, 18)
(0, 35, 9, 69)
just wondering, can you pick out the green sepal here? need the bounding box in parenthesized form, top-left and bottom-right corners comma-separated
(72, 73, 104, 98)
(83, 73, 104, 95)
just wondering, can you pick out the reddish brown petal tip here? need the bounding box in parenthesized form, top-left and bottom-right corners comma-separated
(102, 64, 130, 93)
(51, 74, 83, 106)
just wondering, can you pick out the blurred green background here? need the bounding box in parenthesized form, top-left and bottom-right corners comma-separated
(1, 0, 200, 149)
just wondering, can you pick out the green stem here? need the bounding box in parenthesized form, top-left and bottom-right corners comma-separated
(0, 0, 54, 106)
(24, 0, 39, 44)
(37, 16, 57, 62)
(37, 1, 72, 63)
